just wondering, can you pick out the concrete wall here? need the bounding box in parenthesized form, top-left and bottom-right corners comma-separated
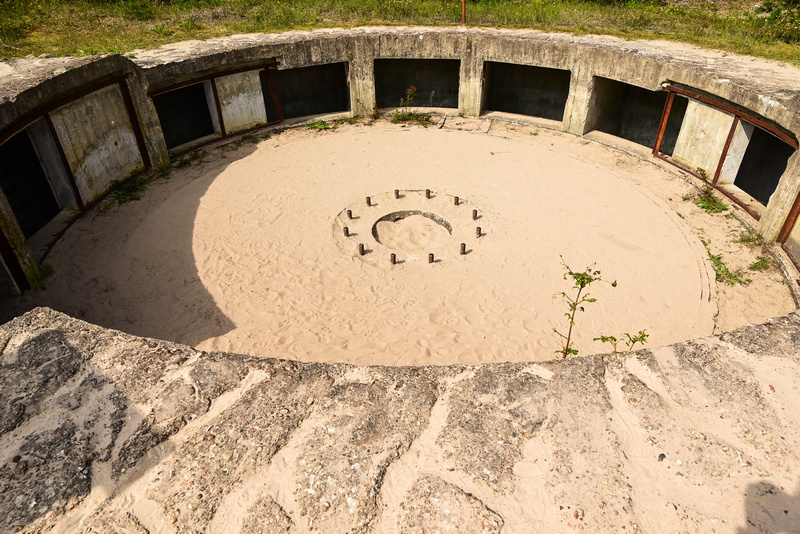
(718, 120, 754, 185)
(3, 28, 800, 291)
(216, 70, 268, 133)
(672, 100, 735, 177)
(49, 84, 145, 203)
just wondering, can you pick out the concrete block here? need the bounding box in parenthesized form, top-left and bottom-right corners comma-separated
(672, 99, 735, 177)
(215, 70, 268, 133)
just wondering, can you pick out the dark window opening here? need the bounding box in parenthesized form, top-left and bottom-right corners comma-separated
(592, 77, 687, 153)
(0, 131, 61, 238)
(735, 126, 795, 206)
(152, 83, 216, 150)
(261, 63, 350, 120)
(482, 62, 571, 121)
(374, 59, 460, 109)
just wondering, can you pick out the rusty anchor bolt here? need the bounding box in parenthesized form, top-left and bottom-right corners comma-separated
(347, 209, 353, 219)
(429, 253, 434, 263)
(460, 243, 466, 255)
(454, 196, 459, 206)
(472, 209, 478, 220)
(476, 227, 482, 238)
(366, 196, 372, 207)
(426, 189, 431, 199)
(395, 189, 400, 199)
(391, 253, 396, 265)
(359, 243, 365, 256)
(344, 227, 350, 237)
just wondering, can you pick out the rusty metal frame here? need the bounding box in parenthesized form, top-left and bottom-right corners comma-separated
(653, 85, 799, 223)
(264, 66, 285, 123)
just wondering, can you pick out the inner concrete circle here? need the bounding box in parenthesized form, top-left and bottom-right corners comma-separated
(372, 211, 452, 251)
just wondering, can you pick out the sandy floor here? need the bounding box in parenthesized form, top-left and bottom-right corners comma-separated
(4, 118, 795, 365)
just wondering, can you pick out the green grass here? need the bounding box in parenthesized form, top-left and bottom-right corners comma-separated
(391, 109, 432, 127)
(749, 255, 773, 272)
(101, 176, 149, 212)
(3, 1, 800, 65)
(306, 119, 331, 131)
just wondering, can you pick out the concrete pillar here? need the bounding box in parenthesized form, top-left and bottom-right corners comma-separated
(125, 75, 170, 169)
(349, 39, 376, 116)
(215, 70, 268, 133)
(562, 66, 595, 136)
(458, 37, 482, 117)
(0, 190, 40, 291)
(672, 100, 735, 178)
(717, 120, 754, 185)
(758, 151, 800, 242)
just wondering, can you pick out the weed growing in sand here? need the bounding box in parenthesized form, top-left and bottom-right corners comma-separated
(749, 255, 773, 272)
(102, 176, 148, 212)
(693, 186, 729, 214)
(334, 117, 361, 126)
(306, 119, 331, 131)
(706, 245, 749, 285)
(554, 258, 616, 358)
(241, 134, 259, 144)
(370, 104, 381, 121)
(37, 263, 54, 290)
(174, 155, 190, 168)
(594, 330, 649, 353)
(391, 86, 432, 127)
(734, 231, 766, 247)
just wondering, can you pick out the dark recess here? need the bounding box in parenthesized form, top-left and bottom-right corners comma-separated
(374, 59, 460, 109)
(483, 62, 571, 121)
(735, 126, 795, 205)
(152, 83, 215, 149)
(0, 131, 60, 238)
(592, 77, 687, 154)
(261, 63, 350, 120)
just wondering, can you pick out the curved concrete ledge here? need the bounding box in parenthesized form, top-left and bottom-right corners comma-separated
(0, 307, 798, 532)
(2, 28, 800, 294)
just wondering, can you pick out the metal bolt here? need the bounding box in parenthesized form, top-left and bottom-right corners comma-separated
(344, 227, 350, 237)
(429, 253, 434, 263)
(472, 209, 478, 220)
(426, 189, 431, 199)
(347, 209, 353, 219)
(395, 189, 400, 199)
(391, 253, 396, 265)
(359, 243, 365, 256)
(460, 243, 466, 255)
(454, 196, 459, 206)
(476, 227, 482, 238)
(366, 196, 372, 207)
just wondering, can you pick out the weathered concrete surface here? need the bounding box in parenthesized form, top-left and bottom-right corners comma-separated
(0, 308, 799, 533)
(49, 84, 145, 203)
(672, 99, 735, 177)
(215, 70, 268, 134)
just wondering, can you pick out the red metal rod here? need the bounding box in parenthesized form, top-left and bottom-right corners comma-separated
(476, 227, 482, 238)
(426, 189, 431, 199)
(472, 209, 478, 220)
(359, 243, 365, 256)
(653, 91, 675, 157)
(462, 0, 466, 23)
(460, 243, 466, 255)
(366, 196, 372, 207)
(429, 253, 434, 263)
(347, 209, 353, 219)
(712, 116, 739, 186)
(344, 227, 349, 237)
(391, 253, 396, 265)
(454, 196, 459, 206)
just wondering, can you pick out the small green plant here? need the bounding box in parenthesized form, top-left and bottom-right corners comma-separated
(180, 18, 200, 31)
(694, 186, 729, 214)
(696, 167, 710, 182)
(334, 117, 361, 125)
(158, 166, 171, 179)
(241, 134, 259, 144)
(595, 330, 649, 353)
(151, 23, 170, 37)
(681, 193, 692, 201)
(37, 263, 55, 290)
(554, 258, 616, 358)
(188, 149, 207, 161)
(706, 247, 748, 285)
(749, 255, 772, 272)
(174, 155, 190, 168)
(370, 104, 381, 121)
(391, 85, 432, 127)
(676, 212, 685, 219)
(306, 119, 331, 131)
(734, 231, 766, 247)
(102, 176, 148, 212)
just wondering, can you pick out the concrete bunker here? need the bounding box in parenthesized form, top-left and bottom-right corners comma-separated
(261, 62, 350, 120)
(152, 82, 221, 150)
(374, 59, 460, 109)
(728, 125, 795, 206)
(589, 76, 687, 154)
(482, 62, 571, 122)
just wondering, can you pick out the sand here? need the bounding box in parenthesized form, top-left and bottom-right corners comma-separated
(3, 117, 795, 365)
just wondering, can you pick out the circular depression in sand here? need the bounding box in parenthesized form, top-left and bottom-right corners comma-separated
(186, 125, 716, 364)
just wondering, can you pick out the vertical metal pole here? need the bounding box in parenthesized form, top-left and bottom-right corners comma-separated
(653, 91, 675, 157)
(462, 0, 466, 23)
(712, 116, 739, 187)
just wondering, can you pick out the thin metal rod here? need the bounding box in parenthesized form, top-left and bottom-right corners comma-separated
(426, 189, 431, 199)
(358, 243, 365, 256)
(712, 116, 739, 186)
(395, 189, 399, 199)
(391, 253, 396, 264)
(653, 91, 675, 157)
(347, 209, 353, 219)
(460, 243, 466, 255)
(476, 227, 482, 238)
(344, 227, 349, 237)
(366, 196, 371, 207)
(472, 209, 478, 220)
(428, 253, 434, 263)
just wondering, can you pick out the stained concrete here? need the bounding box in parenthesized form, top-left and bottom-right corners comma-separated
(673, 99, 736, 177)
(216, 70, 268, 134)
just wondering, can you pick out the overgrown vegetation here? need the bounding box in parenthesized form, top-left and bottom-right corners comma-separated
(594, 330, 649, 353)
(749, 255, 773, 271)
(706, 245, 749, 285)
(553, 257, 617, 358)
(102, 176, 149, 212)
(685, 186, 729, 214)
(4, 0, 800, 64)
(306, 119, 331, 131)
